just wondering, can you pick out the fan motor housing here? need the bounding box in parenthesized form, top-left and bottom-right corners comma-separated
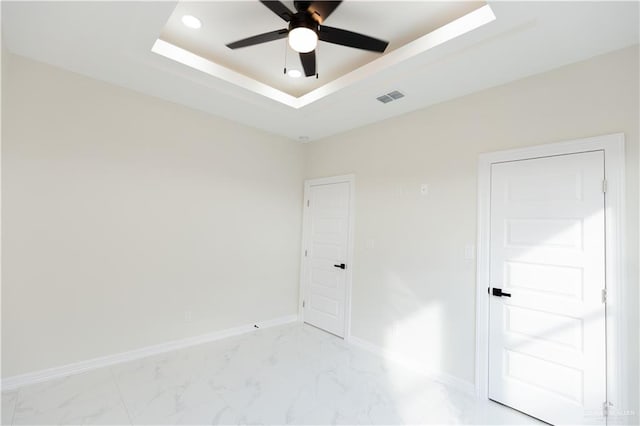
(289, 12, 319, 34)
(293, 2, 312, 13)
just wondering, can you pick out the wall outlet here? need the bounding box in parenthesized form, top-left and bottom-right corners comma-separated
(184, 310, 193, 322)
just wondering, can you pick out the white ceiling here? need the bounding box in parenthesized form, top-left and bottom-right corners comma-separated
(2, 1, 639, 142)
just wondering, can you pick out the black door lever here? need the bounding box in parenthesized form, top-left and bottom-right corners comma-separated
(333, 263, 346, 270)
(492, 288, 511, 297)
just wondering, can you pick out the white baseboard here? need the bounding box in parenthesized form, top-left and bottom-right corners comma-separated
(1, 314, 298, 391)
(347, 335, 476, 397)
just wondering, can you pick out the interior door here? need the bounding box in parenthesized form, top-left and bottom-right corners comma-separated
(488, 151, 606, 425)
(302, 179, 352, 338)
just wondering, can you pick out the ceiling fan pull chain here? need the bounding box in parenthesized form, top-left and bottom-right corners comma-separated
(316, 40, 319, 79)
(283, 38, 288, 74)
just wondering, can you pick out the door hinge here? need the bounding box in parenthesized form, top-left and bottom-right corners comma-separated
(601, 289, 607, 304)
(603, 401, 612, 417)
(602, 179, 607, 193)
(307, 200, 310, 207)
(304, 249, 308, 257)
(302, 300, 306, 308)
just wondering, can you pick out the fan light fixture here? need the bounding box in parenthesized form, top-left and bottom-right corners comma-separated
(288, 27, 318, 53)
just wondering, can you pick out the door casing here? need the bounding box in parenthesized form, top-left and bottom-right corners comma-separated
(299, 174, 355, 340)
(475, 133, 627, 419)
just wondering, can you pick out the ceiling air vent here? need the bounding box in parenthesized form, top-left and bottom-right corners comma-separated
(376, 90, 405, 104)
(376, 94, 394, 104)
(388, 90, 405, 100)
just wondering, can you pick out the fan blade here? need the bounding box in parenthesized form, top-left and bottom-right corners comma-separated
(226, 29, 288, 49)
(307, 1, 341, 23)
(319, 26, 388, 52)
(260, 1, 294, 21)
(299, 51, 316, 77)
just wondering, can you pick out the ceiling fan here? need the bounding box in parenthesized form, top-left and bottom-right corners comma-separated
(225, 1, 389, 78)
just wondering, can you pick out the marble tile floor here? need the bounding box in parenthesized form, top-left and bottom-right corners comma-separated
(1, 323, 542, 425)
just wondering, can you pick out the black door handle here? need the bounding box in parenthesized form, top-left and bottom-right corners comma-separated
(492, 288, 511, 297)
(333, 263, 346, 270)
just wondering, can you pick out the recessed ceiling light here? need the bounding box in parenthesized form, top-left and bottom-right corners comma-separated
(181, 15, 201, 29)
(287, 69, 302, 78)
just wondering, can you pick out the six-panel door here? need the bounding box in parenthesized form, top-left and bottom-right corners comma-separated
(488, 151, 607, 425)
(303, 181, 351, 337)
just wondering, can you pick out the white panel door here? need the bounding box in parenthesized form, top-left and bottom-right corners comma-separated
(488, 151, 606, 425)
(303, 181, 351, 337)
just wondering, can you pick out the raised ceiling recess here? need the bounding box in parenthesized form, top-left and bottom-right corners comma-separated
(155, 1, 492, 106)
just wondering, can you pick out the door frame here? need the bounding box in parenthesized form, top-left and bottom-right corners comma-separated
(298, 174, 355, 340)
(475, 133, 627, 415)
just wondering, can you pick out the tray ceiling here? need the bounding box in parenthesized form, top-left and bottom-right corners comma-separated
(159, 1, 486, 98)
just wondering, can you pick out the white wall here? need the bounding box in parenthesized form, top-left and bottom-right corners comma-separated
(1, 52, 304, 377)
(305, 46, 639, 417)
